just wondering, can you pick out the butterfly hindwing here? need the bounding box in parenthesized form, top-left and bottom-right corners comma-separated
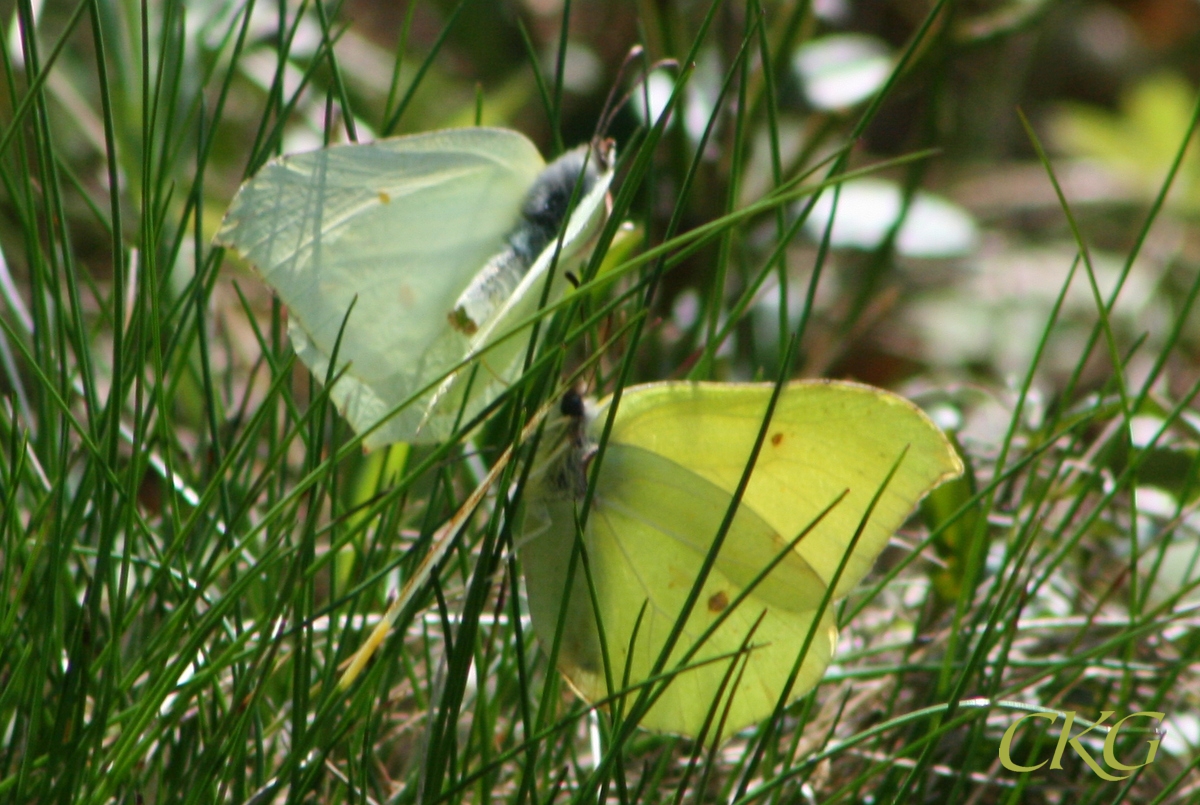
(218, 128, 547, 447)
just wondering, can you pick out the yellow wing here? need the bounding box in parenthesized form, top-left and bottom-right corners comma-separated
(520, 441, 837, 740)
(600, 381, 965, 597)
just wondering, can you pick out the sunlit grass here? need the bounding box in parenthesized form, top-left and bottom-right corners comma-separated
(1, 1, 1198, 803)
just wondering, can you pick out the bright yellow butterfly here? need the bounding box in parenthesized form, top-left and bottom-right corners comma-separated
(520, 380, 964, 740)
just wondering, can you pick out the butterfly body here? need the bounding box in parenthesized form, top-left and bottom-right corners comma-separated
(449, 143, 611, 335)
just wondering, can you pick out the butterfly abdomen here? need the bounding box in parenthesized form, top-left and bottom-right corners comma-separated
(448, 145, 605, 335)
(513, 147, 600, 261)
(446, 247, 529, 334)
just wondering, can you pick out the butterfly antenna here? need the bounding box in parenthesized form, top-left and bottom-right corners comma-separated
(594, 45, 644, 140)
(597, 48, 681, 140)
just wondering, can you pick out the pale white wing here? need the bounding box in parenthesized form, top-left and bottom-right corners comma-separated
(217, 128, 545, 447)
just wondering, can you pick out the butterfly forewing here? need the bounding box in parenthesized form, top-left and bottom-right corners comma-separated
(603, 381, 964, 597)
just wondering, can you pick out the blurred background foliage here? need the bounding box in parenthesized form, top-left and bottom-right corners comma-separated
(14, 0, 1200, 414)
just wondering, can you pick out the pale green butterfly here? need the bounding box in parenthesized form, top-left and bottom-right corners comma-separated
(520, 380, 964, 740)
(217, 128, 615, 448)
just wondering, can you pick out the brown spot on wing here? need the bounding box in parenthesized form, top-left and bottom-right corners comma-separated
(708, 590, 729, 613)
(771, 432, 784, 446)
(378, 191, 391, 204)
(448, 306, 477, 334)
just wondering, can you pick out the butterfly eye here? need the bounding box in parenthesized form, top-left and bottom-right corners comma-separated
(560, 389, 586, 418)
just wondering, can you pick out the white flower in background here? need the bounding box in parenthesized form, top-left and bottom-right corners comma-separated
(793, 34, 893, 111)
(802, 177, 979, 258)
